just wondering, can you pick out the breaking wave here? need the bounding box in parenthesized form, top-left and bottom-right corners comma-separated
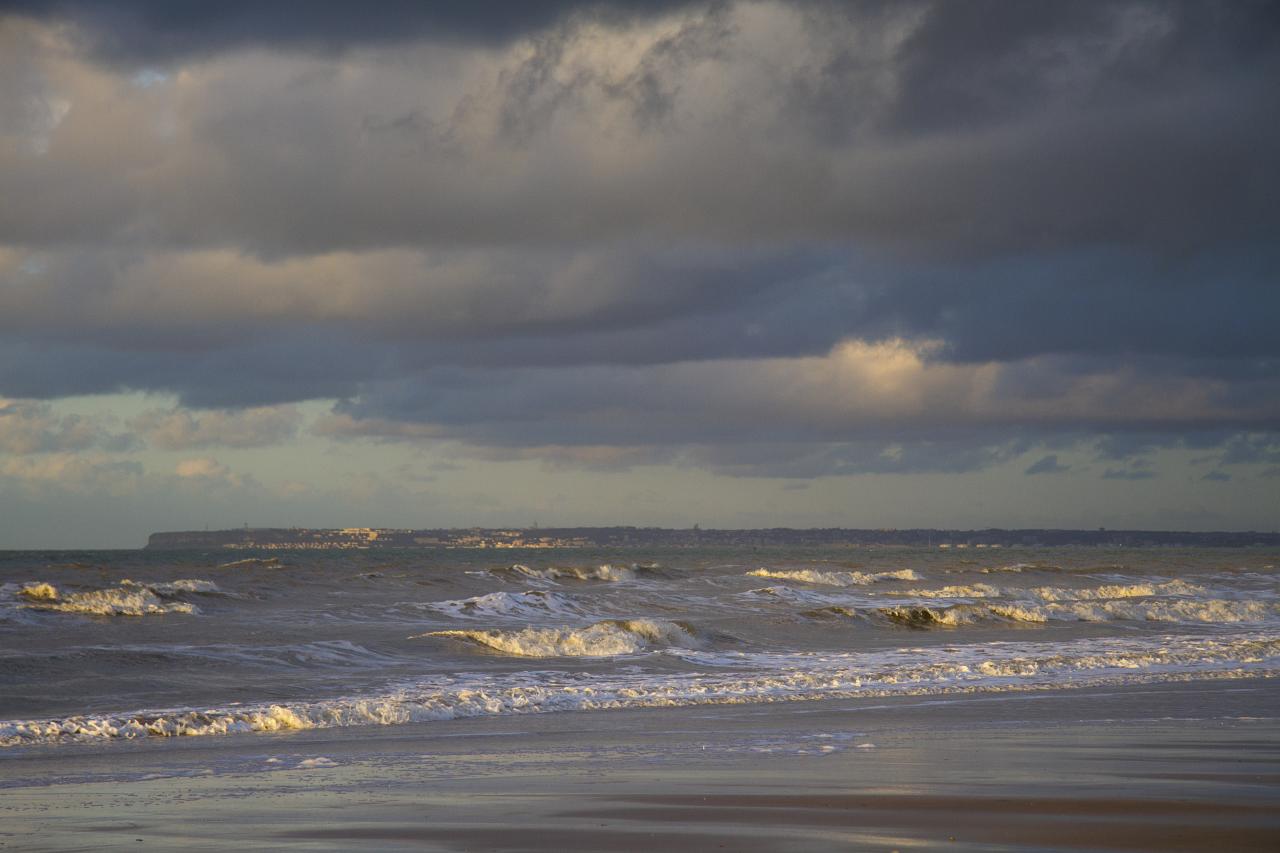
(806, 598, 1273, 627)
(502, 564, 639, 582)
(876, 604, 1049, 628)
(746, 568, 921, 586)
(420, 590, 583, 620)
(16, 582, 57, 601)
(1047, 598, 1274, 624)
(895, 583, 1002, 599)
(11, 582, 201, 616)
(1027, 580, 1204, 602)
(422, 619, 699, 657)
(123, 578, 225, 597)
(4, 632, 1275, 747)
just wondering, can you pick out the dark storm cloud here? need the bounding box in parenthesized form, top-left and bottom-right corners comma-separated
(852, 248, 1280, 364)
(0, 335, 366, 407)
(884, 0, 1280, 135)
(334, 358, 1280, 443)
(3, 0, 1277, 257)
(4, 245, 1277, 386)
(0, 0, 695, 60)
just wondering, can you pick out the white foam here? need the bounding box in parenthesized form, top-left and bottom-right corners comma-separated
(1047, 598, 1274, 624)
(17, 582, 58, 601)
(1028, 580, 1204, 602)
(507, 564, 637, 582)
(746, 568, 921, 586)
(423, 619, 698, 657)
(4, 632, 1275, 747)
(421, 590, 582, 620)
(123, 578, 223, 597)
(297, 756, 337, 768)
(894, 583, 1002, 599)
(15, 582, 198, 616)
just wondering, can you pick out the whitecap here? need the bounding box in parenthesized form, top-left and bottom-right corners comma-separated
(17, 582, 198, 617)
(1026, 580, 1204, 602)
(123, 578, 224, 597)
(422, 618, 698, 657)
(1047, 598, 1274, 624)
(421, 590, 583, 620)
(505, 564, 637, 582)
(746, 568, 920, 586)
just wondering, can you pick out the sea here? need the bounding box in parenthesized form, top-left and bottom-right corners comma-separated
(1, 546, 1277, 749)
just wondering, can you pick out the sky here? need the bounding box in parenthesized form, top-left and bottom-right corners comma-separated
(1, 0, 1277, 547)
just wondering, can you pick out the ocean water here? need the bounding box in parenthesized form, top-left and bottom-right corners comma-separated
(1, 546, 1276, 748)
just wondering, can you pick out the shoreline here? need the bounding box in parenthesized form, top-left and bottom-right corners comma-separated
(2, 678, 1277, 851)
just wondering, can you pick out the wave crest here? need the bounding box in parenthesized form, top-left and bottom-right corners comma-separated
(19, 583, 198, 617)
(895, 583, 1001, 599)
(876, 604, 1049, 628)
(423, 618, 697, 657)
(422, 590, 583, 620)
(1028, 580, 1204, 602)
(1048, 599, 1273, 623)
(504, 564, 638, 582)
(746, 568, 920, 586)
(123, 578, 224, 597)
(17, 582, 58, 601)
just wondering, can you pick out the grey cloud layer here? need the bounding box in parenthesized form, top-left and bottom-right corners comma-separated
(3, 2, 1276, 254)
(1, 1, 1276, 477)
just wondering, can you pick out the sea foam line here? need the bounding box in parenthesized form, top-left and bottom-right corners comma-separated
(3, 632, 1276, 747)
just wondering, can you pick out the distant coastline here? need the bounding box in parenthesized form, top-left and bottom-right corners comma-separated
(145, 526, 1280, 551)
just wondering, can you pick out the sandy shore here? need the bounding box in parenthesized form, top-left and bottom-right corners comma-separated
(2, 678, 1277, 851)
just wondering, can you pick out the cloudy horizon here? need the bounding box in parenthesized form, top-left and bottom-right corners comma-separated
(2, 0, 1277, 547)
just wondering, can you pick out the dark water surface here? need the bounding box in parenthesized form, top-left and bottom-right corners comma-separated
(2, 546, 1276, 747)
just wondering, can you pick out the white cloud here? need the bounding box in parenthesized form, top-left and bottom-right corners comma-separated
(131, 405, 302, 450)
(0, 452, 143, 495)
(0, 398, 115, 454)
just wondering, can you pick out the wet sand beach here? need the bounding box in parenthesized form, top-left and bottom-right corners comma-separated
(3, 678, 1277, 852)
